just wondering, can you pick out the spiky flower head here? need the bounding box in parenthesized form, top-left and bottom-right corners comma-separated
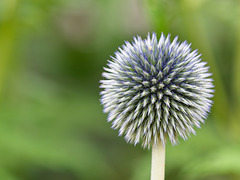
(100, 33, 214, 148)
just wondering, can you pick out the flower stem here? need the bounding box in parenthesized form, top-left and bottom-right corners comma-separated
(151, 141, 165, 180)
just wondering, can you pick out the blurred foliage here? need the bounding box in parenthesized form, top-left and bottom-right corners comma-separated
(0, 0, 239, 179)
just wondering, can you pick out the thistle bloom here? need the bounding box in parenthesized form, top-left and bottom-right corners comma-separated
(100, 33, 214, 148)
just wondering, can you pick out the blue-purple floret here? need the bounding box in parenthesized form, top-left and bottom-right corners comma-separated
(100, 32, 214, 148)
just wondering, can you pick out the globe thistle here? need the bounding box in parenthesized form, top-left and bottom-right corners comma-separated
(100, 33, 214, 148)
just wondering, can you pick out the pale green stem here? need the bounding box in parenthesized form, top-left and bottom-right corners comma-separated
(151, 142, 165, 180)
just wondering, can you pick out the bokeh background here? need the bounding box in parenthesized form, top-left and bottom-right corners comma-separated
(0, 0, 240, 179)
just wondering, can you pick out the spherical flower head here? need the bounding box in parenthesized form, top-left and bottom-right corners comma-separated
(100, 33, 214, 148)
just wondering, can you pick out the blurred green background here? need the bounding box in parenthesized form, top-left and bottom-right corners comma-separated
(0, 0, 240, 179)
